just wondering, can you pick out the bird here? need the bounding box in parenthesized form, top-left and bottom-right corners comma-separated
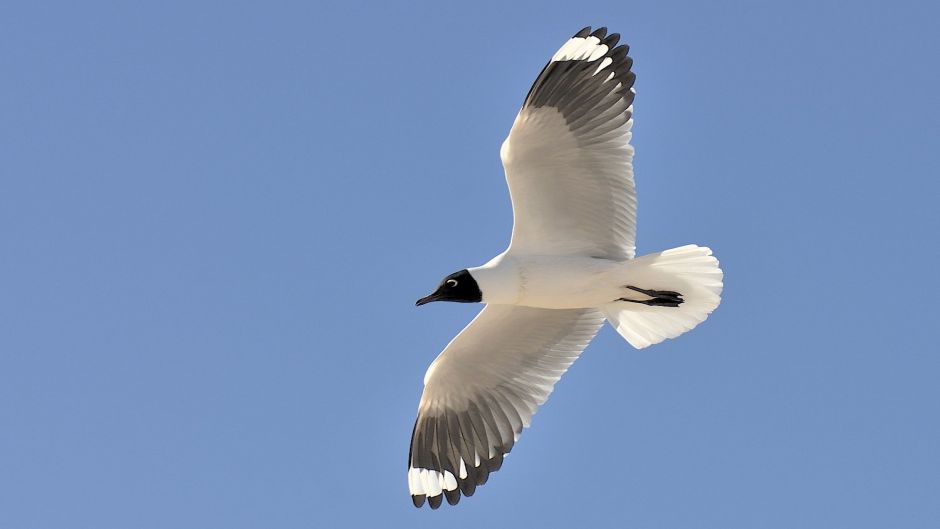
(408, 26, 723, 509)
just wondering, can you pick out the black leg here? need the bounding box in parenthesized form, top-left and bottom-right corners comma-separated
(625, 286, 682, 299)
(618, 286, 684, 307)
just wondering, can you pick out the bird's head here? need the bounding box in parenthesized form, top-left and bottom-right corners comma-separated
(416, 269, 482, 306)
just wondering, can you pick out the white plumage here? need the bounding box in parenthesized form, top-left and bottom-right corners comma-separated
(408, 26, 723, 509)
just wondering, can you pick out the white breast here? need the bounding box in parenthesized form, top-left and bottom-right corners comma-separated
(470, 254, 620, 309)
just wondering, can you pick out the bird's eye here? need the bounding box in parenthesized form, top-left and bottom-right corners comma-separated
(446, 279, 458, 288)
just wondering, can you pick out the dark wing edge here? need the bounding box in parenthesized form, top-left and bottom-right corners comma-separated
(407, 306, 604, 509)
(407, 399, 515, 509)
(523, 26, 636, 131)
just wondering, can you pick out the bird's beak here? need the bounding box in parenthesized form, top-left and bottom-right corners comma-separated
(415, 292, 440, 306)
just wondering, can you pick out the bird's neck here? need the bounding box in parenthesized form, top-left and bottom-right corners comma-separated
(468, 253, 522, 305)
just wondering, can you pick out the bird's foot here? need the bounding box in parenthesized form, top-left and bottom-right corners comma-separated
(617, 286, 684, 307)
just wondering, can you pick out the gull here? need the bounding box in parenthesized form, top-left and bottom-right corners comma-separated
(409, 26, 723, 509)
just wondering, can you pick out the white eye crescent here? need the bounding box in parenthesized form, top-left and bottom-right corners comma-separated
(446, 279, 458, 287)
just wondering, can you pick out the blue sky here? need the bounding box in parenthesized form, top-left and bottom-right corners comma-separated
(2, 1, 939, 527)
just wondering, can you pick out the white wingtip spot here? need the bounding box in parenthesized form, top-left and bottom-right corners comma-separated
(594, 56, 614, 75)
(419, 469, 429, 494)
(424, 469, 442, 496)
(588, 44, 609, 61)
(459, 458, 468, 479)
(410, 466, 459, 494)
(569, 35, 600, 60)
(551, 35, 606, 62)
(551, 37, 584, 61)
(443, 470, 458, 491)
(408, 467, 424, 495)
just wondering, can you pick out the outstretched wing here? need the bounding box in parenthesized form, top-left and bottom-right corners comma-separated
(408, 305, 604, 508)
(501, 27, 638, 260)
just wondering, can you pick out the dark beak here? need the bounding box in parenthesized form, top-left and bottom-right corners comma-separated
(415, 293, 440, 306)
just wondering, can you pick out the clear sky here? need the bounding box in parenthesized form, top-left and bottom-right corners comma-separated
(2, 1, 939, 528)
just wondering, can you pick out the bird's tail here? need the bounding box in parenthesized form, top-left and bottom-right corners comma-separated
(601, 245, 723, 349)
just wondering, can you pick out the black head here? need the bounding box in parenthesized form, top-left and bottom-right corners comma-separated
(416, 269, 482, 306)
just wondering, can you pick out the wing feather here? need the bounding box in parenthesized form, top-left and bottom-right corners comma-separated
(407, 305, 604, 508)
(408, 25, 637, 509)
(502, 27, 638, 259)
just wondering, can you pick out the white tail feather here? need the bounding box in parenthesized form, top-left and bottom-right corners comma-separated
(602, 245, 723, 349)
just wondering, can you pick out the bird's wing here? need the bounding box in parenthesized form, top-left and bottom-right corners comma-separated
(408, 305, 604, 508)
(501, 27, 637, 260)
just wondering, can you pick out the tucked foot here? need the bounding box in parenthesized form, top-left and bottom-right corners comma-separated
(618, 286, 684, 307)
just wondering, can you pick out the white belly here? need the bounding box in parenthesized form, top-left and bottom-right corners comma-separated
(470, 254, 626, 309)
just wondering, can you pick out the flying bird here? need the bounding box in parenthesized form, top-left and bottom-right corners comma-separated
(409, 26, 723, 509)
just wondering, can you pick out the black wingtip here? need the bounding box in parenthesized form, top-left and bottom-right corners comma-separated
(459, 477, 476, 497)
(608, 44, 629, 63)
(486, 453, 504, 472)
(590, 27, 608, 39)
(574, 26, 591, 38)
(602, 32, 621, 48)
(412, 494, 426, 508)
(444, 488, 461, 505)
(427, 494, 443, 509)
